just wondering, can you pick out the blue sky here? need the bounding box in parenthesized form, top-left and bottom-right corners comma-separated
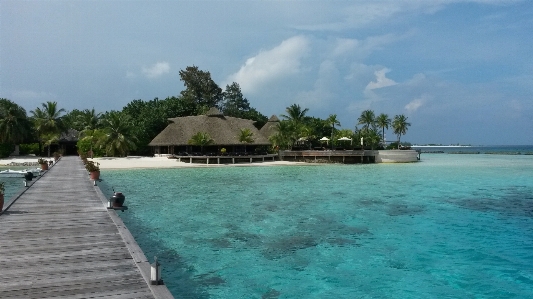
(1, 0, 532, 145)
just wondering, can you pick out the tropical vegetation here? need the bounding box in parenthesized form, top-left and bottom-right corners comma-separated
(238, 128, 254, 153)
(188, 132, 214, 153)
(0, 66, 413, 158)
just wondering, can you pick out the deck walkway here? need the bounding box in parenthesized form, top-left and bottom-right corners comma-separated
(0, 156, 174, 298)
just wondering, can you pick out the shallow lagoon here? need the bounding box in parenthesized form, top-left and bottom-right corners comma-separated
(100, 153, 533, 298)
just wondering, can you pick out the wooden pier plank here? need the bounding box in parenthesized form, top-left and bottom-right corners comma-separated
(0, 156, 174, 299)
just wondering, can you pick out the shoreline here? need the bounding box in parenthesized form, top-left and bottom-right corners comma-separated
(0, 156, 309, 170)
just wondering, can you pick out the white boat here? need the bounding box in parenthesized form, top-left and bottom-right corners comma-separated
(0, 168, 42, 178)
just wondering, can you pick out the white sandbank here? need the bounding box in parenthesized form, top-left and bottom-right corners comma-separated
(0, 156, 307, 169)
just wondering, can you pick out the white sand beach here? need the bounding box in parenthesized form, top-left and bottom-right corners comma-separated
(0, 156, 43, 167)
(0, 156, 306, 169)
(93, 156, 307, 169)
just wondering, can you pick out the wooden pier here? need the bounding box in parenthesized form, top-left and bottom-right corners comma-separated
(0, 156, 174, 299)
(280, 150, 376, 164)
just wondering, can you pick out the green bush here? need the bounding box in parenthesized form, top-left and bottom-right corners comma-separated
(19, 143, 40, 155)
(76, 138, 105, 157)
(0, 143, 14, 158)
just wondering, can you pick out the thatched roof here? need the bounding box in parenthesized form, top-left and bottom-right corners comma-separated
(149, 108, 271, 146)
(259, 115, 280, 139)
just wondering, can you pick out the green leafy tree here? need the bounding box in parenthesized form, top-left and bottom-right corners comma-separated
(188, 132, 214, 153)
(222, 82, 250, 117)
(392, 114, 411, 148)
(326, 114, 341, 148)
(221, 82, 267, 128)
(42, 132, 60, 157)
(281, 104, 309, 124)
(269, 121, 296, 150)
(122, 98, 164, 155)
(376, 113, 391, 146)
(300, 125, 317, 149)
(334, 129, 355, 148)
(307, 117, 330, 143)
(358, 109, 376, 132)
(279, 104, 310, 148)
(79, 129, 106, 158)
(0, 143, 14, 158)
(238, 128, 254, 153)
(77, 108, 101, 131)
(61, 109, 86, 132)
(0, 99, 31, 152)
(179, 66, 223, 113)
(30, 101, 65, 155)
(362, 128, 381, 150)
(121, 96, 211, 155)
(97, 111, 137, 157)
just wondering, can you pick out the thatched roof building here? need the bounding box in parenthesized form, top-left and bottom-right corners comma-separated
(259, 115, 280, 139)
(149, 108, 270, 149)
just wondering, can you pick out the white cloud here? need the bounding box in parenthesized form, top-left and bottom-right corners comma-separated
(295, 60, 339, 110)
(405, 97, 425, 113)
(333, 38, 358, 56)
(226, 36, 310, 94)
(365, 68, 397, 90)
(142, 62, 170, 79)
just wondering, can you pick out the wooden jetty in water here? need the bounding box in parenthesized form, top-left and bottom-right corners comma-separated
(0, 156, 174, 299)
(279, 149, 376, 164)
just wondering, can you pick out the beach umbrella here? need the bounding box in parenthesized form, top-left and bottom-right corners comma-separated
(338, 137, 352, 145)
(319, 136, 329, 145)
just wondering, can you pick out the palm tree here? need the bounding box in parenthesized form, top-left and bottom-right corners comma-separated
(30, 101, 65, 156)
(80, 129, 105, 158)
(188, 132, 214, 153)
(77, 108, 101, 131)
(392, 114, 411, 148)
(358, 110, 375, 132)
(97, 111, 137, 157)
(326, 114, 341, 149)
(364, 128, 382, 150)
(238, 128, 254, 153)
(42, 132, 60, 158)
(269, 121, 294, 150)
(280, 104, 309, 123)
(376, 113, 391, 146)
(0, 99, 31, 153)
(78, 109, 102, 158)
(300, 125, 316, 149)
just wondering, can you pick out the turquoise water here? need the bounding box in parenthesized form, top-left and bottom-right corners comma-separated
(100, 153, 533, 298)
(0, 167, 36, 201)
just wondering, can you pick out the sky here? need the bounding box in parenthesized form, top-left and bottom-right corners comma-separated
(1, 0, 532, 145)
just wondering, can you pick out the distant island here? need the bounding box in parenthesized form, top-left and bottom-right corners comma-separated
(412, 144, 472, 147)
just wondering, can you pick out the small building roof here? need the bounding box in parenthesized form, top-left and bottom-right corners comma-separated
(259, 115, 280, 139)
(149, 108, 270, 146)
